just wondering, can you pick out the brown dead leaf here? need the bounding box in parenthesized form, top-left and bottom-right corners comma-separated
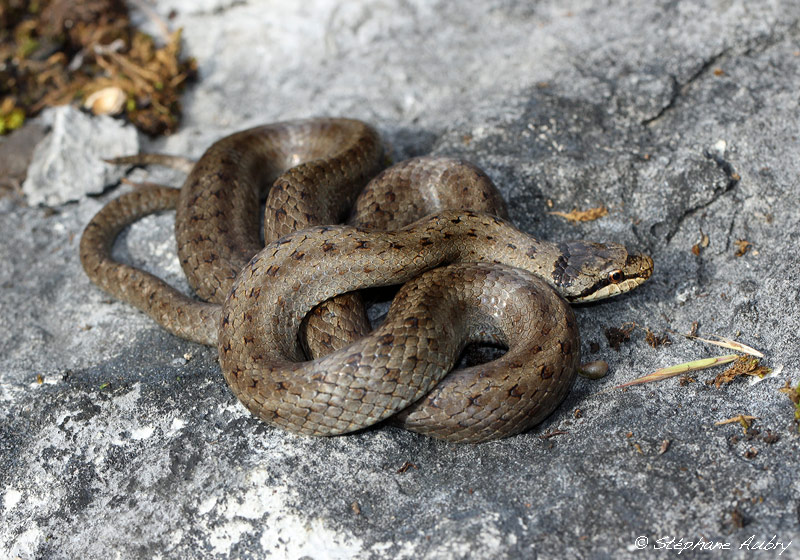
(734, 239, 752, 257)
(713, 356, 771, 387)
(549, 206, 609, 223)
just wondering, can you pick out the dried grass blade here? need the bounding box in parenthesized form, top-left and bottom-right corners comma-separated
(685, 335, 764, 358)
(616, 354, 739, 388)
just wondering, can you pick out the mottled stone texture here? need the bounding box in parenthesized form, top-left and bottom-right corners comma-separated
(22, 106, 139, 206)
(1, 1, 799, 558)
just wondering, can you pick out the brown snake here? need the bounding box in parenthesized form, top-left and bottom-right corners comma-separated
(80, 118, 653, 442)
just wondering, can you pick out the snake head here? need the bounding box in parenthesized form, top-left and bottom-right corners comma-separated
(553, 241, 653, 303)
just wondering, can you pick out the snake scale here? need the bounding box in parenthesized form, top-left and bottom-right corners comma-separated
(80, 118, 653, 442)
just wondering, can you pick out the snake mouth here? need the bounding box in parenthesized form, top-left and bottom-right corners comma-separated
(567, 253, 654, 303)
(574, 276, 649, 302)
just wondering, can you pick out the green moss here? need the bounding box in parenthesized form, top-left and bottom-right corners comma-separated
(0, 107, 25, 134)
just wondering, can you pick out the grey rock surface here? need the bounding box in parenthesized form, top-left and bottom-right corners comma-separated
(21, 106, 139, 207)
(2, 1, 799, 558)
(0, 123, 48, 193)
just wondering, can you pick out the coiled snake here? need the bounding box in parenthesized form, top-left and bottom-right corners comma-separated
(80, 118, 653, 442)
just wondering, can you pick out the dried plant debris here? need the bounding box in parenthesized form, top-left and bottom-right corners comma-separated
(396, 461, 418, 474)
(778, 380, 800, 431)
(644, 327, 671, 348)
(617, 329, 770, 387)
(681, 334, 764, 358)
(549, 206, 609, 223)
(713, 356, 771, 388)
(619, 339, 771, 389)
(614, 331, 793, 425)
(715, 414, 757, 432)
(605, 323, 634, 351)
(616, 354, 739, 389)
(762, 431, 780, 444)
(0, 0, 196, 136)
(602, 322, 670, 352)
(734, 239, 752, 257)
(729, 507, 747, 529)
(691, 229, 710, 256)
(539, 429, 569, 439)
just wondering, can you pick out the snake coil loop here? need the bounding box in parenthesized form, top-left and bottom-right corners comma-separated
(81, 118, 653, 442)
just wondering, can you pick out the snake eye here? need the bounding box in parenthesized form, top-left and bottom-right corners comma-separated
(608, 269, 624, 284)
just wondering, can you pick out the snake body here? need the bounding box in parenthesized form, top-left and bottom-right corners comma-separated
(80, 118, 653, 442)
